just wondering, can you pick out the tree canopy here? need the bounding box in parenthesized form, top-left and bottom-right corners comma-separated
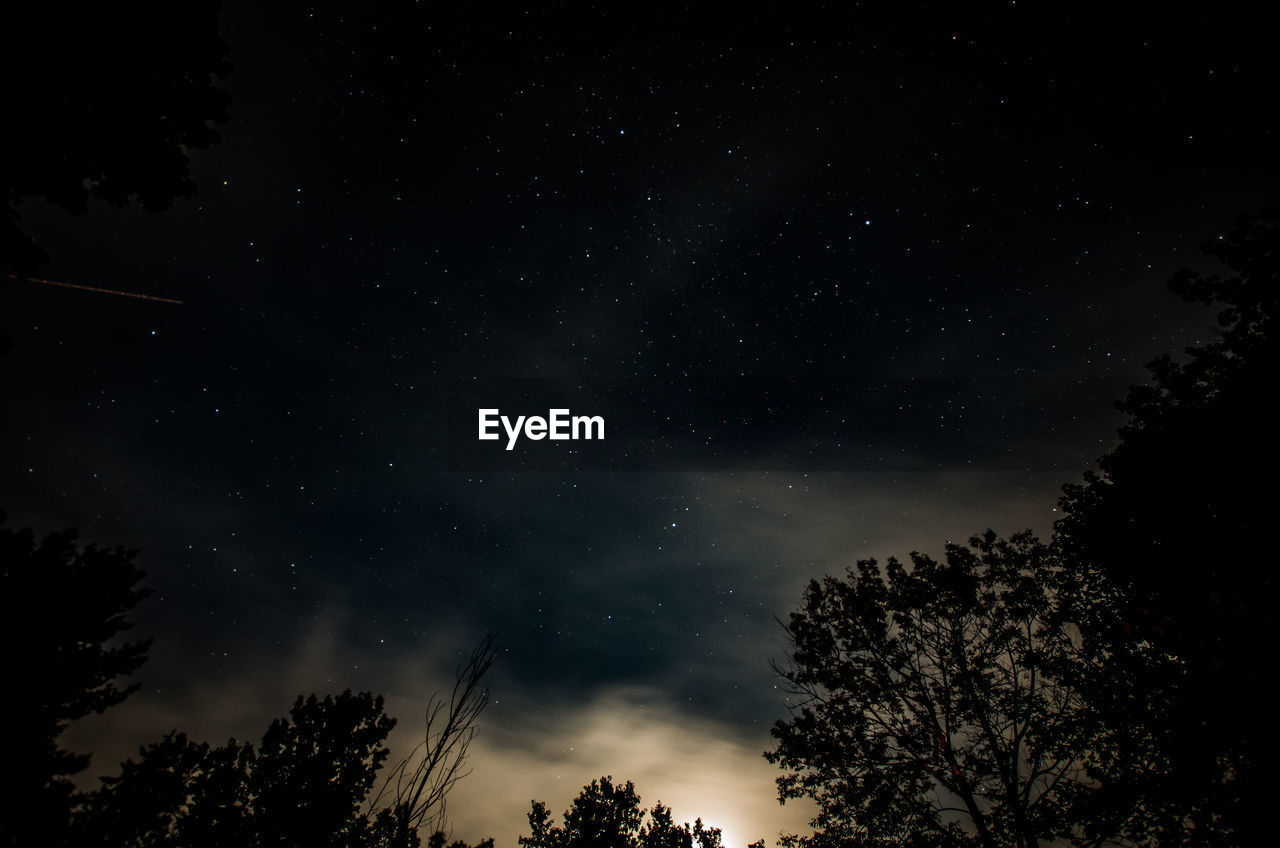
(72, 649, 499, 848)
(764, 207, 1280, 847)
(0, 1, 231, 269)
(1057, 204, 1278, 658)
(1, 512, 497, 848)
(76, 690, 423, 848)
(0, 511, 152, 846)
(1055, 205, 1279, 843)
(521, 777, 724, 848)
(766, 530, 1154, 848)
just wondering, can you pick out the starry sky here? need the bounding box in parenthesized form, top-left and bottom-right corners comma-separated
(3, 3, 1278, 846)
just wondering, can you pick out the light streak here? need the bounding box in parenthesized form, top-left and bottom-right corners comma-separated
(7, 274, 184, 305)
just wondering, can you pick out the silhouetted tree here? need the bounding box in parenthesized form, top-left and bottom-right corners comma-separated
(521, 777, 723, 848)
(0, 1, 231, 269)
(77, 691, 408, 848)
(1056, 205, 1279, 843)
(74, 732, 254, 847)
(257, 691, 402, 847)
(427, 833, 496, 848)
(74, 640, 498, 847)
(0, 511, 152, 847)
(766, 531, 1150, 848)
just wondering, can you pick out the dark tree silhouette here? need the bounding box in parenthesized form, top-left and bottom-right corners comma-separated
(765, 530, 1153, 848)
(74, 641, 498, 848)
(427, 834, 496, 848)
(255, 691, 402, 847)
(0, 508, 494, 846)
(521, 777, 723, 848)
(74, 732, 254, 847)
(0, 1, 231, 269)
(1055, 205, 1279, 844)
(78, 691, 410, 848)
(0, 511, 152, 847)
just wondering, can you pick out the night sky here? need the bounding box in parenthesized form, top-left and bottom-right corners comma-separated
(3, 3, 1278, 846)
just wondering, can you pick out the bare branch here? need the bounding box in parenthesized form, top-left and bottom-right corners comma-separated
(369, 634, 498, 838)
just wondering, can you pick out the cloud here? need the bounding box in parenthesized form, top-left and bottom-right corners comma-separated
(59, 466, 1069, 848)
(435, 686, 815, 848)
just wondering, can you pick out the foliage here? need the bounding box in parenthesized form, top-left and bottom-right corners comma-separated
(0, 511, 495, 846)
(521, 777, 723, 848)
(427, 832, 496, 848)
(0, 511, 152, 846)
(0, 1, 231, 269)
(256, 691, 404, 847)
(76, 691, 417, 848)
(766, 530, 1148, 848)
(74, 732, 255, 848)
(74, 672, 498, 848)
(1055, 205, 1280, 843)
(1058, 204, 1278, 649)
(76, 637, 497, 846)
